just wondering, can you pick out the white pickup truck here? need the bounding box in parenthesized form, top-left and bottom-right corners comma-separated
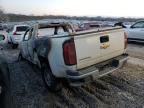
(19, 22, 128, 91)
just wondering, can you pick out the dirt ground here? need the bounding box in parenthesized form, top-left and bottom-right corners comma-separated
(127, 42, 144, 59)
(0, 43, 144, 108)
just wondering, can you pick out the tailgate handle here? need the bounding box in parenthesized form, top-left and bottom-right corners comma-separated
(100, 36, 109, 43)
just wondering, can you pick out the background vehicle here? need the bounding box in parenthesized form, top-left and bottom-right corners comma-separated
(125, 21, 144, 42)
(7, 25, 29, 48)
(114, 22, 127, 28)
(19, 22, 128, 91)
(0, 31, 8, 49)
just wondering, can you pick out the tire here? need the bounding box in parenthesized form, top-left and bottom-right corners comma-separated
(17, 52, 24, 61)
(12, 44, 18, 49)
(42, 63, 62, 92)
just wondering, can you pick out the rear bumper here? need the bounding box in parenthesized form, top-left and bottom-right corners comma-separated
(12, 39, 21, 44)
(10, 37, 22, 44)
(66, 54, 128, 86)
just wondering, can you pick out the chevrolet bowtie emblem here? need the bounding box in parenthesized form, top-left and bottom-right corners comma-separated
(100, 43, 110, 49)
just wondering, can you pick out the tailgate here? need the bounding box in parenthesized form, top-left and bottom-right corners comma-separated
(74, 28, 125, 69)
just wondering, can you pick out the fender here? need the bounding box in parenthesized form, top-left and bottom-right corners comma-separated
(34, 37, 51, 58)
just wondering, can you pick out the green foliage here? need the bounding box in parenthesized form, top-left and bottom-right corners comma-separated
(0, 7, 9, 23)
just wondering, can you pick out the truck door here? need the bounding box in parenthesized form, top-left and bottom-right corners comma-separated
(21, 28, 32, 59)
(22, 27, 35, 61)
(27, 28, 36, 61)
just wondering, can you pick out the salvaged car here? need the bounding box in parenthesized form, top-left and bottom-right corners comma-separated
(125, 20, 144, 42)
(0, 31, 8, 49)
(19, 22, 128, 91)
(7, 24, 30, 48)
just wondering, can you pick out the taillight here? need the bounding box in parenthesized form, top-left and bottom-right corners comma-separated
(124, 32, 128, 49)
(63, 38, 77, 65)
(13, 32, 20, 35)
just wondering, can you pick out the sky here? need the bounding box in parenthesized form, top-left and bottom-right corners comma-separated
(0, 0, 144, 18)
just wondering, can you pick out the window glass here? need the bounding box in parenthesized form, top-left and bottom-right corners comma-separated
(57, 26, 70, 34)
(57, 27, 65, 34)
(67, 26, 73, 33)
(132, 22, 144, 28)
(38, 28, 54, 37)
(16, 26, 29, 32)
(29, 28, 33, 37)
(24, 29, 31, 41)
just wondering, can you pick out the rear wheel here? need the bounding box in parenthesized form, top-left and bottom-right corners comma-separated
(12, 44, 18, 49)
(42, 63, 62, 92)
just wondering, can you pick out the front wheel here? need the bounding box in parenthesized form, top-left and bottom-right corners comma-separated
(42, 63, 62, 92)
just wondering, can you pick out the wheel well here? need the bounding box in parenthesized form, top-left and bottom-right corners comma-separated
(38, 56, 51, 71)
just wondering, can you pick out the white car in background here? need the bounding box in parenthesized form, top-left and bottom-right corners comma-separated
(7, 25, 29, 48)
(125, 21, 144, 42)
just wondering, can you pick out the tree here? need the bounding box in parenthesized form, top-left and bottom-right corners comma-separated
(0, 6, 9, 23)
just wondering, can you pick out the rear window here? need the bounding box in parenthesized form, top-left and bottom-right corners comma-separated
(38, 28, 55, 37)
(0, 35, 5, 41)
(16, 26, 29, 32)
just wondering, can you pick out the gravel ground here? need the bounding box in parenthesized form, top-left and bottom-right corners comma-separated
(0, 43, 144, 108)
(127, 42, 144, 59)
